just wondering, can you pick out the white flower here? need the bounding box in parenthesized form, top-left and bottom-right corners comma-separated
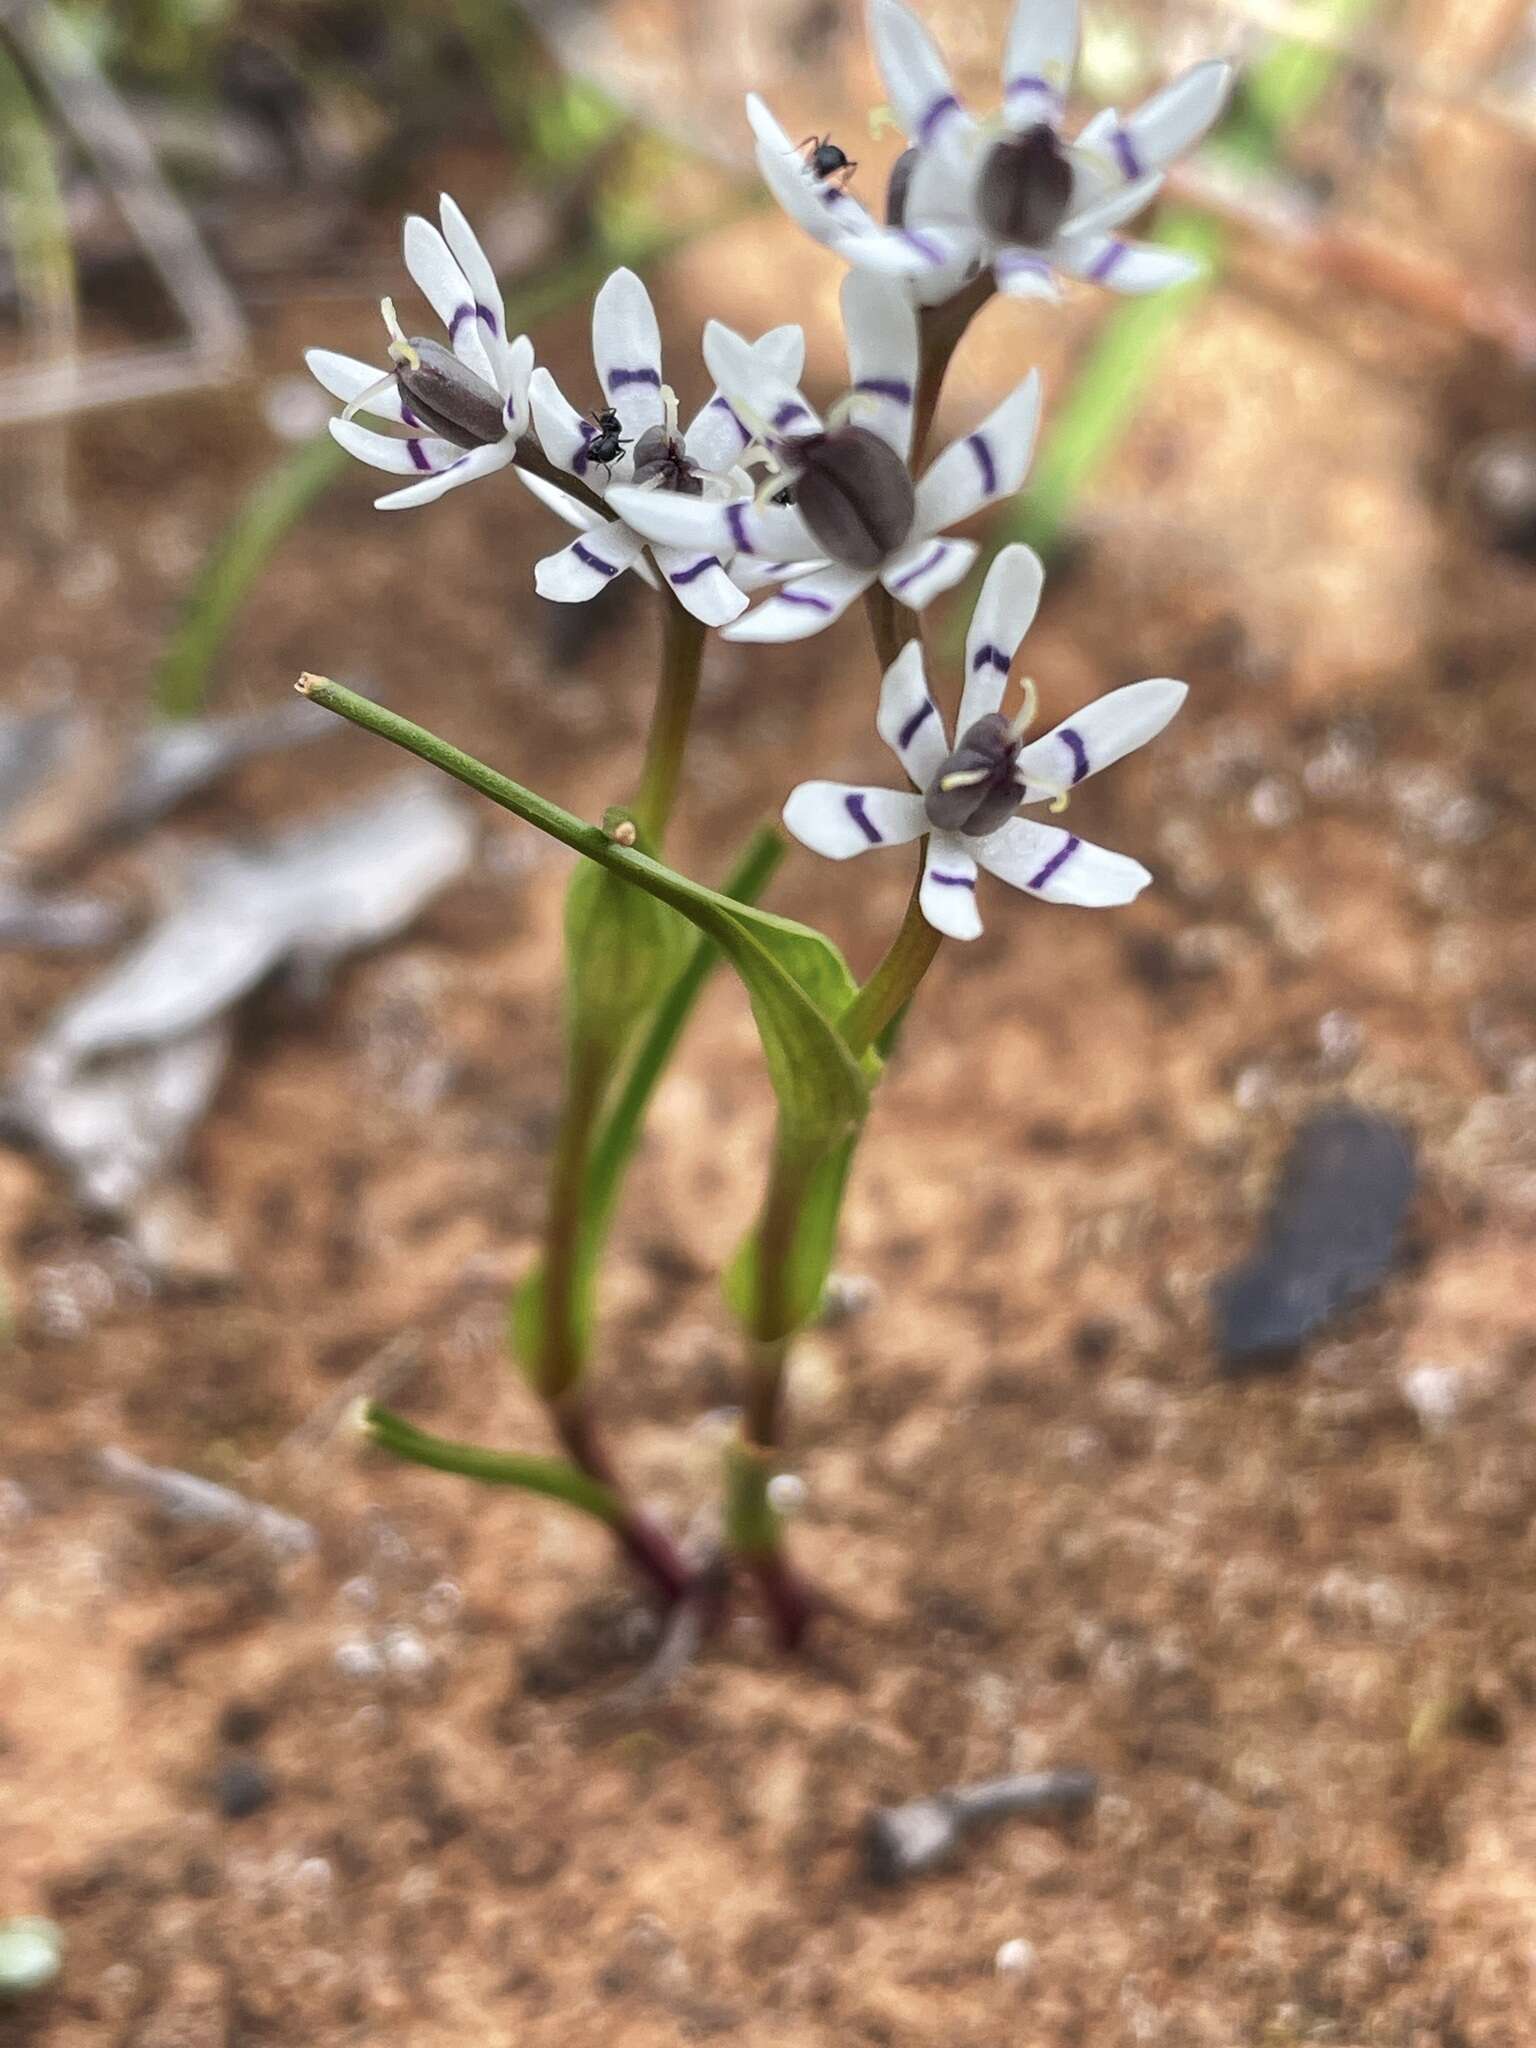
(524, 269, 805, 629)
(747, 0, 1232, 306)
(605, 270, 1040, 645)
(782, 544, 1185, 939)
(307, 194, 534, 509)
(868, 0, 1233, 302)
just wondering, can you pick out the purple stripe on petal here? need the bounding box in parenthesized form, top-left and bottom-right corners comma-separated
(476, 301, 499, 336)
(1087, 242, 1126, 283)
(407, 438, 433, 473)
(399, 399, 423, 429)
(1112, 128, 1142, 181)
(607, 365, 663, 390)
(573, 542, 620, 579)
(855, 377, 914, 404)
(725, 501, 753, 555)
(996, 251, 1053, 284)
(928, 869, 977, 889)
(711, 394, 752, 444)
(891, 544, 946, 594)
(776, 588, 835, 613)
(1027, 833, 1080, 890)
(967, 433, 998, 495)
(1005, 73, 1061, 106)
(899, 698, 937, 749)
(448, 304, 476, 340)
(971, 642, 1010, 674)
(1060, 728, 1090, 785)
(773, 400, 812, 429)
(572, 418, 596, 477)
(917, 93, 961, 146)
(845, 793, 883, 844)
(901, 228, 948, 267)
(669, 554, 722, 587)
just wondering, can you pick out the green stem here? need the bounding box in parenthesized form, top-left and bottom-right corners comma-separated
(634, 592, 706, 850)
(536, 1032, 611, 1401)
(838, 873, 943, 1059)
(364, 1404, 623, 1524)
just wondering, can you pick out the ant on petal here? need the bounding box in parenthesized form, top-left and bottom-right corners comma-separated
(586, 405, 628, 477)
(798, 134, 858, 189)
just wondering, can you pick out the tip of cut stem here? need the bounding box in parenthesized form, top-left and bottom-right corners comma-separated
(295, 672, 330, 697)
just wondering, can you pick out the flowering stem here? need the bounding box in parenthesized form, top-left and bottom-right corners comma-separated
(838, 870, 943, 1059)
(536, 1030, 610, 1401)
(634, 590, 706, 850)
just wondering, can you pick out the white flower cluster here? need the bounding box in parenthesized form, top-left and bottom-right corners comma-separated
(308, 0, 1230, 937)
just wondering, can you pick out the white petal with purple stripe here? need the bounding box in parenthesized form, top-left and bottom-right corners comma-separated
(876, 640, 951, 787)
(869, 0, 974, 158)
(702, 320, 822, 445)
(683, 324, 806, 475)
(722, 561, 872, 644)
(912, 370, 1042, 535)
(1013, 678, 1186, 804)
(603, 485, 815, 564)
(920, 832, 983, 940)
(403, 214, 497, 389)
(592, 267, 665, 439)
(1001, 0, 1077, 129)
(782, 782, 927, 859)
(374, 439, 514, 511)
(328, 417, 461, 476)
(878, 535, 977, 610)
(651, 542, 750, 627)
(958, 543, 1044, 730)
(1055, 234, 1204, 295)
(1118, 60, 1233, 177)
(840, 271, 919, 461)
(305, 348, 408, 425)
(534, 519, 648, 603)
(436, 192, 512, 388)
(746, 93, 925, 272)
(976, 816, 1151, 905)
(530, 367, 612, 488)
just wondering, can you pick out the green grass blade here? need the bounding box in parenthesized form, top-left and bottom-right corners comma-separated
(363, 1403, 622, 1523)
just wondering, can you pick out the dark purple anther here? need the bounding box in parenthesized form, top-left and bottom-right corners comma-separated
(886, 145, 920, 227)
(390, 337, 506, 449)
(629, 425, 705, 496)
(788, 424, 915, 570)
(976, 124, 1076, 247)
(924, 712, 1024, 836)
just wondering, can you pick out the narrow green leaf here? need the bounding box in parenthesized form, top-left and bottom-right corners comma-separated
(512, 827, 785, 1377)
(723, 1130, 858, 1337)
(296, 679, 870, 1144)
(564, 856, 690, 1057)
(363, 1403, 621, 1525)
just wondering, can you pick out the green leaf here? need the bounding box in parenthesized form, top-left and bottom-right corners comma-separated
(363, 1403, 621, 1526)
(723, 1131, 858, 1338)
(511, 827, 785, 1379)
(563, 855, 690, 1058)
(297, 680, 870, 1146)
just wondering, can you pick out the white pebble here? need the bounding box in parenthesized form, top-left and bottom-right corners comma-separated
(766, 1473, 807, 1516)
(994, 1937, 1036, 1979)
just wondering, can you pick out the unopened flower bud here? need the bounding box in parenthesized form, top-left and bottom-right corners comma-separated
(976, 126, 1075, 248)
(924, 712, 1023, 835)
(790, 424, 915, 570)
(392, 338, 507, 449)
(629, 425, 704, 496)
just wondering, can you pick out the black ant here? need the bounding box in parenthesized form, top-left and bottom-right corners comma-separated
(586, 405, 628, 475)
(799, 134, 857, 189)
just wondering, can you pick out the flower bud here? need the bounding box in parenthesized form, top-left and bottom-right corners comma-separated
(629, 425, 704, 495)
(791, 424, 915, 570)
(393, 338, 506, 449)
(924, 713, 1022, 836)
(976, 126, 1075, 247)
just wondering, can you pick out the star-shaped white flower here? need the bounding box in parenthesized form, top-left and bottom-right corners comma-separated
(307, 194, 534, 509)
(523, 269, 807, 630)
(868, 0, 1234, 303)
(782, 544, 1185, 939)
(605, 270, 1040, 645)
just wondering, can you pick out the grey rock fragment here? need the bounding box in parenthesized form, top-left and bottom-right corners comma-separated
(863, 1769, 1099, 1885)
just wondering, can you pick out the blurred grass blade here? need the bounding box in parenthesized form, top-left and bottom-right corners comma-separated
(154, 431, 345, 720)
(363, 1404, 622, 1523)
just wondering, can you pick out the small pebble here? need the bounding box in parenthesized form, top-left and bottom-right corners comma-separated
(213, 1757, 275, 1820)
(766, 1473, 807, 1517)
(994, 1936, 1037, 1979)
(0, 1919, 63, 1998)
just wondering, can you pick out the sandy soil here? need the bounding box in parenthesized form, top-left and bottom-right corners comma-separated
(4, 27, 1536, 2041)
